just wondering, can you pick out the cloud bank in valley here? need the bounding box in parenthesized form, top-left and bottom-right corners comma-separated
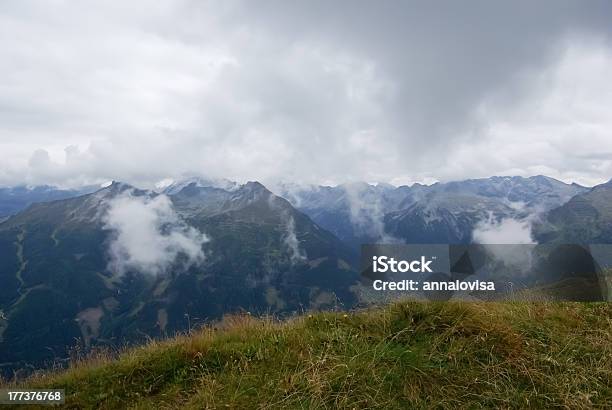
(103, 192, 208, 275)
(472, 216, 538, 274)
(0, 1, 611, 187)
(472, 217, 535, 245)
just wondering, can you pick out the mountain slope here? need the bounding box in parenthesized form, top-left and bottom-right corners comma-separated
(535, 179, 612, 243)
(0, 182, 152, 371)
(0, 185, 95, 218)
(0, 181, 357, 375)
(279, 176, 586, 246)
(425, 175, 587, 213)
(7, 301, 611, 409)
(384, 191, 520, 243)
(277, 182, 411, 246)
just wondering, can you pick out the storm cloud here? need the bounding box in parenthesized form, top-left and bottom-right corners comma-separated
(1, 1, 611, 187)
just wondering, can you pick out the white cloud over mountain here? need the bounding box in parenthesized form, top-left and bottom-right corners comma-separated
(103, 191, 208, 275)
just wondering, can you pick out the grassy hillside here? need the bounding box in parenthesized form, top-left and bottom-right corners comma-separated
(3, 301, 611, 409)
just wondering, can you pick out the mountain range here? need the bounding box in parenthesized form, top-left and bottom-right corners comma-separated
(278, 176, 588, 245)
(0, 185, 96, 221)
(533, 179, 612, 243)
(0, 175, 610, 375)
(0, 180, 356, 374)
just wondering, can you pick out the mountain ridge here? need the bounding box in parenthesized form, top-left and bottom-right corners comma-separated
(0, 179, 358, 374)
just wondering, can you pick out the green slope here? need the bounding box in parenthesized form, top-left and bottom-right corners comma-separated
(4, 301, 611, 409)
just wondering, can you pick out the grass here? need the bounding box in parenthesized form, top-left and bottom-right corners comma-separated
(2, 301, 611, 409)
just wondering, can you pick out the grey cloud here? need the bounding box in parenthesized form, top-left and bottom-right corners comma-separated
(0, 1, 611, 188)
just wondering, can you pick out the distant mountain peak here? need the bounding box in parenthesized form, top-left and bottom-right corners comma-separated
(163, 177, 238, 195)
(233, 181, 275, 204)
(242, 181, 267, 191)
(108, 180, 132, 190)
(168, 180, 292, 218)
(95, 181, 140, 198)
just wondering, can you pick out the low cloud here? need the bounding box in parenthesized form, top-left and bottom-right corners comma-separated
(344, 183, 401, 243)
(472, 215, 535, 245)
(103, 192, 208, 275)
(283, 215, 306, 264)
(472, 215, 536, 273)
(266, 194, 307, 263)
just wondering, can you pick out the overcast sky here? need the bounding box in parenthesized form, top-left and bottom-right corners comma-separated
(1, 1, 611, 188)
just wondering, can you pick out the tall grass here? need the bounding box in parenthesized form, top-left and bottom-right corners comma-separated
(2, 301, 611, 409)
